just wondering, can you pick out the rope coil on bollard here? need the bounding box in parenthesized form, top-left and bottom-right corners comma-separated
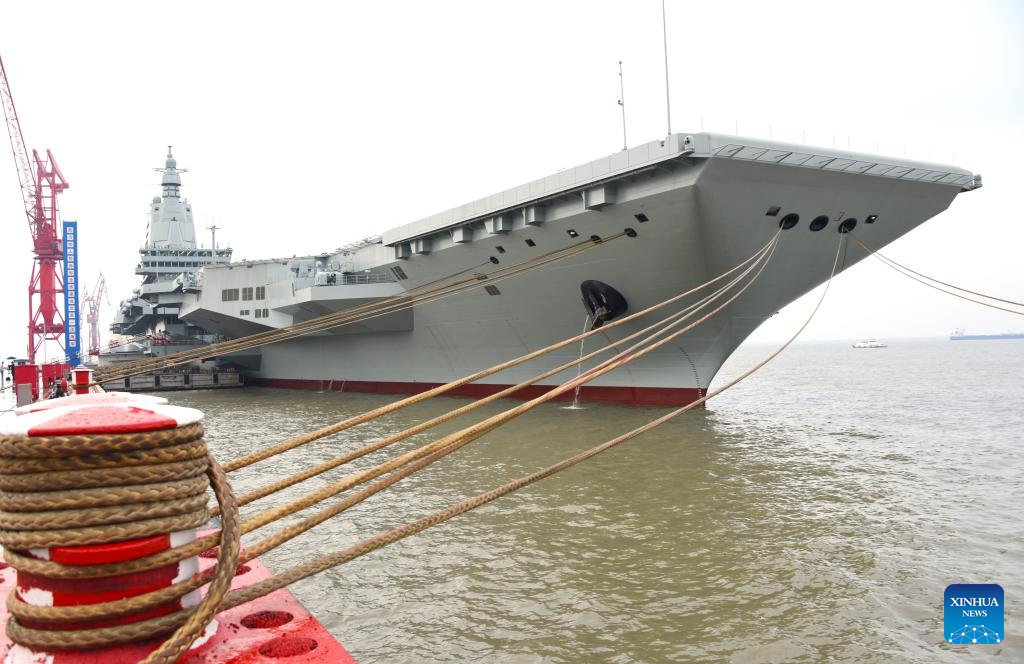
(0, 229, 798, 659)
(0, 412, 241, 663)
(2, 232, 784, 589)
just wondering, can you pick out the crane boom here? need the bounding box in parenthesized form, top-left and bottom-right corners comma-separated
(0, 54, 36, 238)
(0, 51, 71, 364)
(84, 273, 107, 357)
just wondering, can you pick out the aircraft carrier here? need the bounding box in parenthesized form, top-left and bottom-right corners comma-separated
(149, 133, 979, 406)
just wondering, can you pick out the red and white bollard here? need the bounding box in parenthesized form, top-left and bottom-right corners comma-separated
(1, 395, 215, 662)
(71, 368, 93, 396)
(1, 394, 358, 663)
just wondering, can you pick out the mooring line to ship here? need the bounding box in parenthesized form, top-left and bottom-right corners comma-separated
(0, 231, 787, 653)
(221, 229, 782, 473)
(145, 232, 847, 628)
(212, 235, 779, 512)
(93, 237, 607, 382)
(0, 228, 783, 652)
(851, 234, 1024, 315)
(95, 234, 627, 384)
(208, 233, 847, 617)
(2, 230, 781, 604)
(187, 231, 781, 561)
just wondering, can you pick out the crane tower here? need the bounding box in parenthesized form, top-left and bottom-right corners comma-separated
(82, 273, 108, 359)
(0, 53, 70, 364)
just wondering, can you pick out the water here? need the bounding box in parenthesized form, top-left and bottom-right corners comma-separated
(164, 339, 1023, 663)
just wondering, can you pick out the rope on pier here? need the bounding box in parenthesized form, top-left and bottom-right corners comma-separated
(207, 232, 849, 616)
(222, 230, 781, 473)
(851, 234, 1023, 315)
(2, 228, 795, 656)
(0, 423, 241, 664)
(6, 231, 783, 588)
(95, 233, 626, 385)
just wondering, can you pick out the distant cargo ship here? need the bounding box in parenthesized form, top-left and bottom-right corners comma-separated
(950, 328, 1024, 341)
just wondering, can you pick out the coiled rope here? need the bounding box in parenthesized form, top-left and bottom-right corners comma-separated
(0, 423, 241, 664)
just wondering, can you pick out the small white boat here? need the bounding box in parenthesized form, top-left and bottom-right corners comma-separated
(852, 338, 887, 348)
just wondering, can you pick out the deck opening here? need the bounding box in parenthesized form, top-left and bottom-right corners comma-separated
(485, 285, 501, 296)
(765, 205, 781, 217)
(525, 238, 536, 247)
(634, 212, 649, 222)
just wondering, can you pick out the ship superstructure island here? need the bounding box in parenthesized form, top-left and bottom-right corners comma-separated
(157, 133, 979, 406)
(107, 148, 232, 364)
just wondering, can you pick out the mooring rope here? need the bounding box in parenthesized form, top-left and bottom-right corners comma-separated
(0, 229, 793, 657)
(96, 234, 625, 384)
(197, 232, 847, 616)
(2, 227, 782, 646)
(3, 233, 783, 589)
(3, 230, 778, 592)
(0, 423, 242, 663)
(214, 232, 780, 511)
(851, 234, 1023, 315)
(223, 230, 783, 473)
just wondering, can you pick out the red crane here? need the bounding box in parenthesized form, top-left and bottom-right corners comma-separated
(82, 272, 108, 358)
(0, 53, 70, 364)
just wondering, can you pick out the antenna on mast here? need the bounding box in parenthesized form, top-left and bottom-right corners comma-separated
(617, 60, 627, 151)
(207, 220, 221, 252)
(661, 0, 672, 137)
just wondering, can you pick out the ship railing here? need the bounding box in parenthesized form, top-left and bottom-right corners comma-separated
(314, 271, 395, 286)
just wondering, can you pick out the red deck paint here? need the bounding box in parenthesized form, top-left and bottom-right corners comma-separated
(251, 377, 705, 407)
(0, 550, 357, 663)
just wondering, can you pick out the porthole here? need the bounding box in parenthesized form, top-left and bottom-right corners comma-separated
(839, 218, 857, 234)
(489, 256, 500, 264)
(590, 234, 602, 242)
(779, 213, 799, 230)
(809, 216, 829, 232)
(624, 227, 637, 238)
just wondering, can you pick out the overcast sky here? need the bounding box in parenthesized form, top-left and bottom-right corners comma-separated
(1, 0, 1022, 361)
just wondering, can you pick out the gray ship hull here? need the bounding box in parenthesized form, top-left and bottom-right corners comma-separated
(179, 133, 976, 406)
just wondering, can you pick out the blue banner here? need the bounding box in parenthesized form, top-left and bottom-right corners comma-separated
(63, 220, 81, 367)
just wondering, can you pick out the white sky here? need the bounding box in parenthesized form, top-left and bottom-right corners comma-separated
(0, 0, 1022, 361)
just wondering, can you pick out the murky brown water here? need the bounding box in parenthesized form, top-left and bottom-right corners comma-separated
(165, 340, 1022, 663)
